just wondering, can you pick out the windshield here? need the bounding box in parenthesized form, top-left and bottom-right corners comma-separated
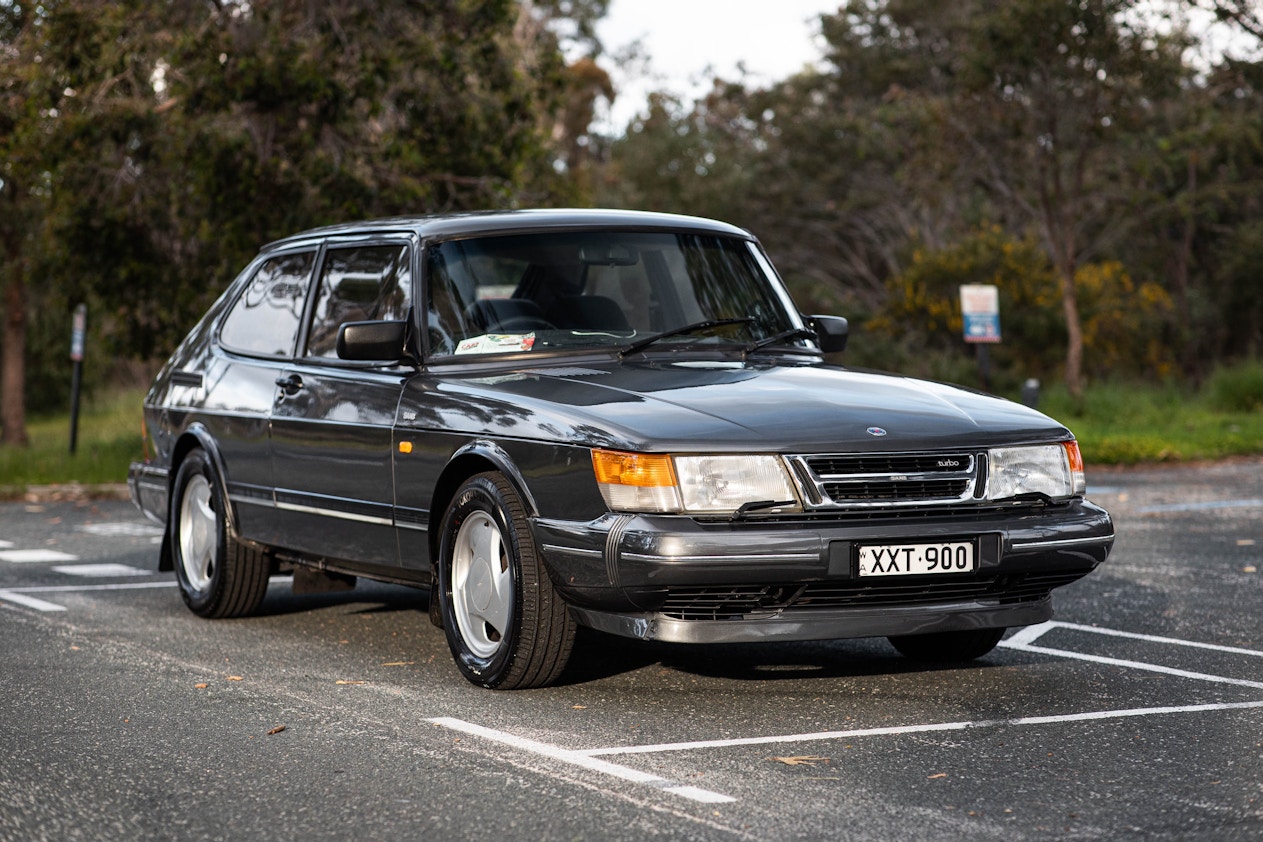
(423, 231, 808, 357)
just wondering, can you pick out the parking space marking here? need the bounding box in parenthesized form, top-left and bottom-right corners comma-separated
(429, 621, 1263, 806)
(0, 541, 12, 549)
(51, 564, 152, 577)
(0, 549, 80, 563)
(428, 716, 736, 804)
(1011, 620, 1263, 658)
(577, 699, 1263, 757)
(0, 590, 68, 612)
(77, 523, 165, 538)
(0, 581, 177, 611)
(1000, 621, 1263, 689)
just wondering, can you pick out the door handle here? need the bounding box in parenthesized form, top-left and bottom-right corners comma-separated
(275, 373, 304, 394)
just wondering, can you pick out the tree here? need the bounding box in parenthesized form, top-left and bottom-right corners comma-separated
(951, 0, 1186, 399)
(0, 0, 579, 445)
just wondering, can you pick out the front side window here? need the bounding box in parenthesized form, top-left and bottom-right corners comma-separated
(424, 232, 797, 357)
(305, 244, 412, 359)
(219, 251, 315, 358)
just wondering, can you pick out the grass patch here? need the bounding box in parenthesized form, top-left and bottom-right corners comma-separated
(1036, 370, 1263, 465)
(0, 388, 145, 492)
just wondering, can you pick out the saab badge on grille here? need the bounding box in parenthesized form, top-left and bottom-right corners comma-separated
(866, 426, 888, 437)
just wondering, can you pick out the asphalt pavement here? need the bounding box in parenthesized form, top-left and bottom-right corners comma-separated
(1, 460, 1260, 840)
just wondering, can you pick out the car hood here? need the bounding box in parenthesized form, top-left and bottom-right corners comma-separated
(414, 359, 1072, 453)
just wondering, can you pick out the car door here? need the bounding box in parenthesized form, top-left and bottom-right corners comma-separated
(268, 238, 414, 567)
(211, 248, 317, 543)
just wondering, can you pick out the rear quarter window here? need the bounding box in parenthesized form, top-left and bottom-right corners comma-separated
(219, 251, 316, 358)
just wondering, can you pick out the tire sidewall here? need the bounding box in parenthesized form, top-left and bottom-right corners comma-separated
(437, 475, 524, 687)
(170, 450, 226, 615)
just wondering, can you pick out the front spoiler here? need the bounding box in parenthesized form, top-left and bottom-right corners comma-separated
(571, 598, 1053, 644)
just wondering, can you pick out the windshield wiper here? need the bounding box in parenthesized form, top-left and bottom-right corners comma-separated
(741, 327, 819, 358)
(619, 318, 755, 359)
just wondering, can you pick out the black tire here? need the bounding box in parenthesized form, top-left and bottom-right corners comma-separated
(437, 472, 576, 689)
(169, 448, 270, 619)
(888, 627, 1006, 663)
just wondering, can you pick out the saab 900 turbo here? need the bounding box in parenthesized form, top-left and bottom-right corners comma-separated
(129, 209, 1114, 689)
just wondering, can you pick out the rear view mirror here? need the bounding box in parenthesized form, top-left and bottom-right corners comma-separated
(336, 320, 408, 362)
(578, 243, 639, 266)
(807, 315, 848, 353)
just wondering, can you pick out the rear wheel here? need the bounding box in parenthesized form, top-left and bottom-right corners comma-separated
(437, 472, 575, 689)
(888, 627, 1006, 663)
(170, 448, 269, 619)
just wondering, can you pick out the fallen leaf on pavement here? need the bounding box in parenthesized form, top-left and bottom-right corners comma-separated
(335, 679, 367, 685)
(267, 725, 286, 735)
(771, 756, 829, 766)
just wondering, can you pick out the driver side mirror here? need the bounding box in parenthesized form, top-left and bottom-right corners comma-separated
(807, 315, 848, 354)
(337, 320, 409, 362)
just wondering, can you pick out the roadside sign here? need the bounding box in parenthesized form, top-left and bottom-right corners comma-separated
(960, 284, 1001, 344)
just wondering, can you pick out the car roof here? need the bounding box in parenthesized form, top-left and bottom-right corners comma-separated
(259, 208, 755, 253)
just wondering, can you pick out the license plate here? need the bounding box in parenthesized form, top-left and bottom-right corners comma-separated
(857, 541, 976, 577)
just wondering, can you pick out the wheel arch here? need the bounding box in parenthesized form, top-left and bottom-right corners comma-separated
(162, 426, 238, 573)
(427, 440, 540, 564)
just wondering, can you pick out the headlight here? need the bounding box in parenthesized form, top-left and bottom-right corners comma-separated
(987, 442, 1085, 500)
(592, 450, 801, 515)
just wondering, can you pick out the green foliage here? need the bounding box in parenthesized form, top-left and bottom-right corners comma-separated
(0, 388, 144, 491)
(860, 227, 1175, 389)
(1206, 358, 1263, 412)
(1, 0, 581, 436)
(1037, 363, 1263, 465)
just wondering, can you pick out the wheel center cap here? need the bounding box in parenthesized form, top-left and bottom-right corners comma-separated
(469, 556, 493, 611)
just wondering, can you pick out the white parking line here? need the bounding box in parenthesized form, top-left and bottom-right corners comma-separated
(1010, 620, 1263, 657)
(578, 699, 1263, 757)
(1000, 621, 1263, 690)
(0, 549, 79, 563)
(0, 581, 177, 612)
(0, 590, 68, 612)
(52, 564, 152, 577)
(77, 523, 164, 537)
(430, 621, 1263, 806)
(428, 716, 736, 804)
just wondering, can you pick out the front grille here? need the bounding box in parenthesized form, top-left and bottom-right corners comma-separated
(790, 451, 981, 510)
(821, 479, 971, 502)
(806, 454, 973, 475)
(657, 569, 1093, 621)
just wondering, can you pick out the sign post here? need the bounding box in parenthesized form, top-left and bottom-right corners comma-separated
(959, 285, 1001, 393)
(69, 303, 86, 455)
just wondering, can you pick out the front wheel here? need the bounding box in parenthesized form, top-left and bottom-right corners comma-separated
(170, 448, 269, 619)
(888, 627, 1006, 663)
(437, 472, 575, 689)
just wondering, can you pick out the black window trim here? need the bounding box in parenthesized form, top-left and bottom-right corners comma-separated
(295, 233, 420, 367)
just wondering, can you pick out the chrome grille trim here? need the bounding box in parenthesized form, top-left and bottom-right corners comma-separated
(788, 451, 982, 510)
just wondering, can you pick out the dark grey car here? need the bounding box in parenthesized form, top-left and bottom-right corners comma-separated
(129, 209, 1113, 689)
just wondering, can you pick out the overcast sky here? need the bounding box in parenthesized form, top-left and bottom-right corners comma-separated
(595, 0, 837, 129)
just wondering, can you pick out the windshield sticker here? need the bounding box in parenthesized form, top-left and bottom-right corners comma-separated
(455, 333, 536, 355)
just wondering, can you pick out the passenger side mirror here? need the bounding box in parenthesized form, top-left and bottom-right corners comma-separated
(336, 320, 409, 362)
(807, 315, 848, 353)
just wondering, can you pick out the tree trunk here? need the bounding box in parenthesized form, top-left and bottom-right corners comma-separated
(1056, 255, 1084, 402)
(1, 275, 29, 447)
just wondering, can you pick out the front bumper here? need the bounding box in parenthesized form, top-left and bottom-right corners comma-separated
(534, 499, 1114, 643)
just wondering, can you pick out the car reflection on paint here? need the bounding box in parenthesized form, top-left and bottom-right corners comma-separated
(128, 209, 1114, 689)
